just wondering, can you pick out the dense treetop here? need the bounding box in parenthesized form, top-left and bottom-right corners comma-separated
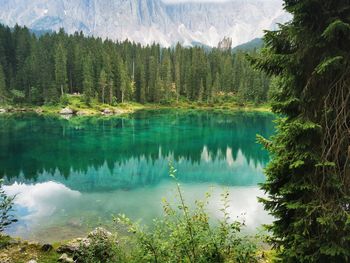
(0, 24, 269, 106)
(254, 0, 350, 262)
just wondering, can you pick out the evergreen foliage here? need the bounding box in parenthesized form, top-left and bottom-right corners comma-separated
(253, 1, 350, 262)
(75, 165, 259, 263)
(0, 24, 269, 106)
(0, 179, 17, 233)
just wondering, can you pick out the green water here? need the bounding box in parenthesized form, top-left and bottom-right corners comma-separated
(0, 110, 275, 242)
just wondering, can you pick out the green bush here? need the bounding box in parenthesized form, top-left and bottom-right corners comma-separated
(75, 231, 125, 263)
(115, 164, 258, 263)
(0, 179, 17, 233)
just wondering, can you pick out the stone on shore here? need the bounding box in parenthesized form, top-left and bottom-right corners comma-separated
(58, 253, 74, 263)
(41, 243, 53, 252)
(113, 108, 124, 115)
(103, 108, 112, 115)
(59, 107, 74, 115)
(57, 227, 113, 255)
(0, 108, 7, 113)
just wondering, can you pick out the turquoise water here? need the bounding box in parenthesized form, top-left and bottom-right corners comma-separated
(0, 110, 275, 242)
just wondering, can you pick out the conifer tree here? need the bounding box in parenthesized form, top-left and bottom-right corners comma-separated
(0, 64, 6, 104)
(99, 69, 107, 104)
(82, 54, 94, 104)
(254, 1, 350, 262)
(54, 42, 68, 96)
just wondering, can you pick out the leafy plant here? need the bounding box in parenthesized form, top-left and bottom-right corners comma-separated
(0, 179, 17, 232)
(115, 164, 258, 263)
(75, 230, 125, 263)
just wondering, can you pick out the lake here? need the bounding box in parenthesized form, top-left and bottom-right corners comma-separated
(0, 110, 275, 243)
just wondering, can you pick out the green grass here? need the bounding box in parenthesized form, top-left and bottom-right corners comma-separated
(1, 94, 271, 116)
(0, 235, 61, 263)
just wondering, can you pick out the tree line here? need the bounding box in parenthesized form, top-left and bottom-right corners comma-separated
(0, 24, 270, 106)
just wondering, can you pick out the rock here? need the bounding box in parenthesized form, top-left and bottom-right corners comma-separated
(58, 253, 74, 263)
(57, 240, 80, 254)
(19, 247, 26, 253)
(103, 108, 112, 115)
(57, 238, 89, 254)
(57, 228, 113, 257)
(76, 111, 87, 116)
(35, 108, 43, 114)
(113, 108, 124, 115)
(41, 243, 53, 252)
(27, 260, 38, 263)
(88, 227, 112, 240)
(59, 107, 74, 115)
(0, 108, 6, 113)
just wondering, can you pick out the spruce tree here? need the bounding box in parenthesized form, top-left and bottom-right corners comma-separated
(0, 64, 6, 104)
(254, 1, 350, 262)
(82, 54, 94, 104)
(54, 42, 68, 96)
(99, 69, 107, 104)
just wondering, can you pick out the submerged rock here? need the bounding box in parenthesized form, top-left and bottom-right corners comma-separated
(59, 107, 74, 115)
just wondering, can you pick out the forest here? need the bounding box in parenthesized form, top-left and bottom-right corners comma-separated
(0, 24, 270, 107)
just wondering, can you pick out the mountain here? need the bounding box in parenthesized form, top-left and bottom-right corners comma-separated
(232, 38, 264, 52)
(0, 0, 290, 47)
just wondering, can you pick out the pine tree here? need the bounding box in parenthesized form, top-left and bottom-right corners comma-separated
(99, 69, 107, 104)
(253, 1, 350, 262)
(82, 54, 94, 104)
(212, 72, 220, 101)
(54, 42, 68, 96)
(205, 64, 212, 103)
(0, 64, 7, 104)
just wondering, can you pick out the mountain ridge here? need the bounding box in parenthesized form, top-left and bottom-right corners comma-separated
(0, 0, 290, 47)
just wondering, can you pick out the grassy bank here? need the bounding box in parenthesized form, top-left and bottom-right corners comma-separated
(0, 95, 271, 116)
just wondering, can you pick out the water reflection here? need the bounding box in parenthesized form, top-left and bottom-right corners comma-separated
(0, 110, 276, 242)
(4, 181, 271, 243)
(0, 110, 274, 181)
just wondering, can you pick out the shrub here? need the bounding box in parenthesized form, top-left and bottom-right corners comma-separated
(75, 231, 125, 263)
(0, 179, 17, 233)
(116, 164, 259, 263)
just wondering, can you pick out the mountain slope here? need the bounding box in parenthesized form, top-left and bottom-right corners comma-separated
(0, 0, 290, 47)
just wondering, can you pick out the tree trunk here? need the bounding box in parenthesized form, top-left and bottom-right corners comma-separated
(102, 86, 105, 104)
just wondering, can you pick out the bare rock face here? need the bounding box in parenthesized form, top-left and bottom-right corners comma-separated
(0, 0, 289, 48)
(218, 37, 233, 51)
(59, 107, 74, 115)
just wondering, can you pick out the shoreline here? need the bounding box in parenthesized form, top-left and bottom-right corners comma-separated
(0, 101, 271, 117)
